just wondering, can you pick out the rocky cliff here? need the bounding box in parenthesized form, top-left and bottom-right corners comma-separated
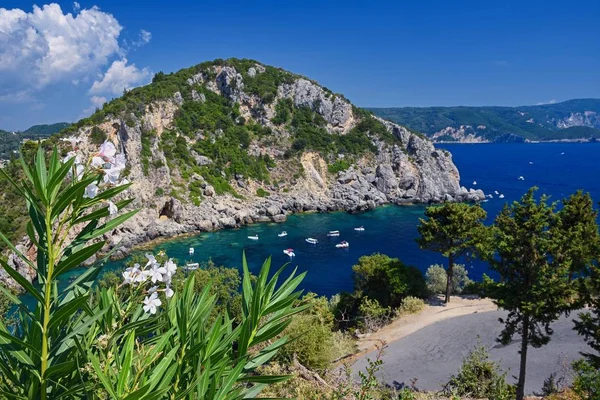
(2, 59, 483, 281)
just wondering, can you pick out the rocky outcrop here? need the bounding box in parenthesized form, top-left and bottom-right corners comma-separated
(1, 59, 485, 291)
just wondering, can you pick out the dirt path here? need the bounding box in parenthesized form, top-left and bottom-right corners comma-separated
(355, 295, 497, 355)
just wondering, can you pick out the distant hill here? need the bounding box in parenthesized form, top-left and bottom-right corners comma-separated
(0, 122, 70, 159)
(369, 99, 600, 143)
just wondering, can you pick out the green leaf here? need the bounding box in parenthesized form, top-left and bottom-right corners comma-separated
(0, 258, 43, 303)
(117, 330, 135, 396)
(54, 241, 105, 278)
(89, 353, 118, 398)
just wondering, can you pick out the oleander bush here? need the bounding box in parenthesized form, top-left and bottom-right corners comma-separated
(0, 143, 308, 399)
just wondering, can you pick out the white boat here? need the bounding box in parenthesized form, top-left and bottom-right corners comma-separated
(335, 241, 349, 248)
(305, 238, 318, 245)
(561, 152, 565, 155)
(327, 230, 340, 237)
(278, 231, 288, 237)
(184, 262, 199, 271)
(248, 235, 259, 240)
(283, 248, 295, 257)
(499, 194, 505, 199)
(529, 161, 534, 165)
(487, 194, 493, 198)
(518, 176, 525, 181)
(354, 226, 365, 232)
(494, 190, 499, 195)
(189, 247, 194, 255)
(473, 180, 477, 185)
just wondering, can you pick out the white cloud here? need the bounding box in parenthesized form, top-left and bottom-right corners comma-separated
(138, 29, 152, 46)
(90, 95, 106, 107)
(90, 58, 151, 95)
(0, 3, 152, 109)
(536, 99, 558, 105)
(0, 4, 122, 92)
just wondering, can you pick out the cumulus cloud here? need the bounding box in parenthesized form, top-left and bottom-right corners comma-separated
(90, 95, 107, 107)
(0, 3, 152, 108)
(90, 58, 151, 95)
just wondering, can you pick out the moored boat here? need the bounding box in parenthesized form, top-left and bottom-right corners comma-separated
(189, 247, 194, 255)
(278, 231, 288, 237)
(184, 262, 199, 270)
(283, 248, 295, 257)
(354, 226, 365, 232)
(327, 230, 340, 237)
(335, 241, 349, 248)
(305, 238, 318, 245)
(248, 235, 259, 240)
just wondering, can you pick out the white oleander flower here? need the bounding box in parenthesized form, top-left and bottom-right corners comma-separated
(76, 164, 84, 180)
(148, 285, 159, 294)
(108, 201, 118, 216)
(164, 258, 177, 277)
(148, 263, 167, 283)
(91, 156, 104, 168)
(122, 270, 134, 285)
(143, 293, 162, 314)
(99, 141, 117, 158)
(84, 183, 98, 199)
(165, 286, 174, 298)
(145, 253, 157, 267)
(62, 151, 77, 163)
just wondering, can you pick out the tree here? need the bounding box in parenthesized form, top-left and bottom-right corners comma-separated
(417, 202, 487, 303)
(352, 253, 427, 309)
(482, 188, 575, 400)
(425, 264, 472, 295)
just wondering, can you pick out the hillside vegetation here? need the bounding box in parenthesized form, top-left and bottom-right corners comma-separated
(0, 122, 70, 159)
(369, 99, 600, 142)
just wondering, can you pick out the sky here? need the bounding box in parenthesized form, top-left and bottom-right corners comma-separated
(0, 0, 599, 130)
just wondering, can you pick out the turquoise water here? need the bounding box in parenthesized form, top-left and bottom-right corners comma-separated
(28, 142, 600, 299)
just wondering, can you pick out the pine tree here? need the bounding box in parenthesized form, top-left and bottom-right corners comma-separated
(417, 202, 487, 303)
(484, 188, 576, 400)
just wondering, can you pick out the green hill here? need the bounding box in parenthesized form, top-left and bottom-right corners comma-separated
(0, 122, 71, 159)
(369, 99, 600, 142)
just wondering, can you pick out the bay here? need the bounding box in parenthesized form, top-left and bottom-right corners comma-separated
(52, 142, 600, 298)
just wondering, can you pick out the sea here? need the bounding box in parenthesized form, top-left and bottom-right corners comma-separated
(52, 143, 600, 298)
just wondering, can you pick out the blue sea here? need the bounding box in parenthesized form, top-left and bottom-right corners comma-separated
(61, 143, 600, 298)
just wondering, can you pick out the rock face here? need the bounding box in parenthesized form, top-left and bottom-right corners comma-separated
(1, 58, 485, 291)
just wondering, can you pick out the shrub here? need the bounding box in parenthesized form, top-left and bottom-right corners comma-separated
(277, 313, 334, 370)
(425, 264, 473, 295)
(328, 158, 351, 174)
(462, 273, 495, 296)
(155, 187, 165, 196)
(352, 253, 427, 309)
(256, 187, 270, 197)
(89, 126, 107, 145)
(572, 359, 600, 400)
(358, 297, 392, 333)
(444, 341, 515, 400)
(397, 296, 426, 316)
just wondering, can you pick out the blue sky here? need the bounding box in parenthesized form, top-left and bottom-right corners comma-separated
(1, 0, 599, 130)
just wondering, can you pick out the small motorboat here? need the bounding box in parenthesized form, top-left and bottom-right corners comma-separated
(354, 226, 365, 232)
(327, 230, 340, 237)
(499, 194, 505, 199)
(189, 247, 194, 255)
(518, 176, 524, 181)
(336, 241, 349, 248)
(248, 235, 259, 240)
(278, 231, 288, 237)
(494, 190, 499, 195)
(529, 161, 534, 165)
(487, 194, 493, 199)
(472, 180, 477, 185)
(283, 248, 295, 257)
(305, 238, 318, 245)
(184, 262, 199, 271)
